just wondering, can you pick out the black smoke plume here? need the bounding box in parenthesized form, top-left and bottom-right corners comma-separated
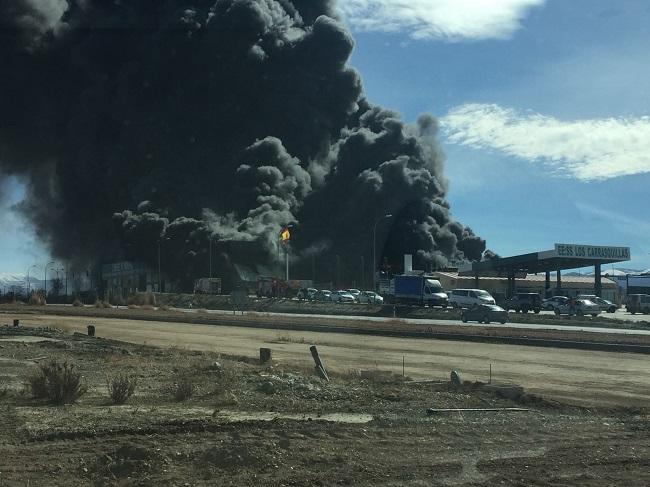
(0, 0, 484, 290)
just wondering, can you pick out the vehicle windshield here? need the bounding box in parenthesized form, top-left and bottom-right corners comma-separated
(475, 290, 491, 298)
(425, 280, 443, 293)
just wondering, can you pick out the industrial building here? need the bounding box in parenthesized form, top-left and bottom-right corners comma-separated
(100, 261, 173, 299)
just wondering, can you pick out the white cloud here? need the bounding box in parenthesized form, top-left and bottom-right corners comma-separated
(574, 202, 650, 239)
(441, 104, 650, 180)
(339, 0, 545, 41)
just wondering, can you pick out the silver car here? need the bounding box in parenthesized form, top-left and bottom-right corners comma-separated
(578, 295, 618, 313)
(358, 291, 384, 304)
(554, 298, 601, 317)
(331, 290, 355, 303)
(315, 290, 332, 302)
(346, 289, 362, 302)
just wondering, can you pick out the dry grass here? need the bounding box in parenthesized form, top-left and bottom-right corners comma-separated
(274, 333, 312, 344)
(94, 300, 111, 309)
(72, 299, 83, 307)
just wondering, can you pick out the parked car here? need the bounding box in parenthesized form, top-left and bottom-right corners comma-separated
(448, 289, 496, 308)
(358, 291, 384, 304)
(346, 289, 361, 302)
(314, 290, 332, 302)
(542, 296, 568, 311)
(504, 293, 542, 313)
(578, 294, 618, 313)
(296, 287, 317, 301)
(626, 294, 650, 314)
(460, 304, 508, 324)
(554, 298, 601, 317)
(331, 290, 355, 303)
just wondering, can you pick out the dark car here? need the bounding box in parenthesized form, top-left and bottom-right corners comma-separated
(460, 304, 508, 324)
(504, 293, 542, 313)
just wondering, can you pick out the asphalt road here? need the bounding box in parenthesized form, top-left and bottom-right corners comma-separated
(10, 313, 650, 408)
(171, 307, 650, 336)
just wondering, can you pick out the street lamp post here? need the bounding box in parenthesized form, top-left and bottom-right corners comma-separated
(157, 237, 170, 292)
(372, 214, 392, 292)
(44, 261, 55, 295)
(209, 237, 213, 279)
(26, 264, 39, 295)
(281, 224, 294, 282)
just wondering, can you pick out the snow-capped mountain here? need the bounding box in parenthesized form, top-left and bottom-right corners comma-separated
(0, 273, 44, 292)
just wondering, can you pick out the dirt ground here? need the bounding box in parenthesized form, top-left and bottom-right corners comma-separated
(6, 312, 650, 408)
(1, 323, 649, 486)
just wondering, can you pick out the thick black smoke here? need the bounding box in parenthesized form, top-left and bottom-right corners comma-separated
(0, 0, 484, 289)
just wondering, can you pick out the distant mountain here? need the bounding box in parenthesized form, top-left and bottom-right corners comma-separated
(0, 273, 44, 293)
(563, 268, 646, 278)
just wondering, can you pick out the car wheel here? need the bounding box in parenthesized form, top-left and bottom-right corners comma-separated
(554, 308, 560, 315)
(534, 309, 540, 314)
(591, 314, 598, 317)
(521, 306, 529, 314)
(577, 309, 584, 316)
(461, 314, 467, 323)
(483, 315, 490, 324)
(500, 320, 506, 324)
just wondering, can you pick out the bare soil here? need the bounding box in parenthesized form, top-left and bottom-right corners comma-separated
(3, 304, 650, 346)
(1, 324, 649, 486)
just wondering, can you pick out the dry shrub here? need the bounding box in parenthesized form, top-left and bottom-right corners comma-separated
(72, 298, 83, 307)
(127, 304, 140, 309)
(94, 300, 111, 308)
(27, 360, 87, 404)
(141, 304, 154, 310)
(127, 292, 156, 306)
(169, 377, 195, 402)
(159, 304, 169, 311)
(109, 295, 125, 306)
(106, 373, 137, 404)
(28, 294, 46, 306)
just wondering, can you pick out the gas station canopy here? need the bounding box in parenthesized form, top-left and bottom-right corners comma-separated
(458, 243, 631, 297)
(459, 243, 631, 277)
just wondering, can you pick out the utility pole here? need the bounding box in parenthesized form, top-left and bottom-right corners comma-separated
(372, 214, 392, 292)
(361, 255, 365, 290)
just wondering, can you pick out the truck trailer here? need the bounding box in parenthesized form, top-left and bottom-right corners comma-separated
(382, 275, 448, 307)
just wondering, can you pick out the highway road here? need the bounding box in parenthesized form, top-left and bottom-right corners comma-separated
(171, 307, 650, 337)
(10, 313, 650, 408)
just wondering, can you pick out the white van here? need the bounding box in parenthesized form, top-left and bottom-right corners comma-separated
(448, 289, 496, 308)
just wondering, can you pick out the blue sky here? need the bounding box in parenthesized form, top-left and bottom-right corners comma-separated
(1, 0, 649, 273)
(345, 0, 650, 270)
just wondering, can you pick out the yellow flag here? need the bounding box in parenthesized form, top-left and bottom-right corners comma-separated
(280, 227, 290, 243)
